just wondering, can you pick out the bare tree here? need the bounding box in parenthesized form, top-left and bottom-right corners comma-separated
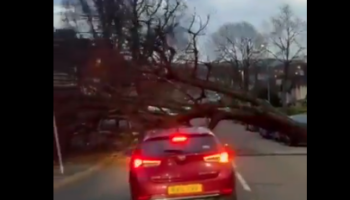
(210, 22, 266, 90)
(265, 4, 306, 107)
(55, 0, 306, 147)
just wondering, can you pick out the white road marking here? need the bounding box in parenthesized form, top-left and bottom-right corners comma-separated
(233, 163, 252, 192)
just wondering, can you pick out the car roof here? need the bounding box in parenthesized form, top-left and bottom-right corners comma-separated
(143, 126, 214, 142)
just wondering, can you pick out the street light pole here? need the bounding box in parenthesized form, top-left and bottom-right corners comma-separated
(260, 44, 271, 103)
(54, 114, 64, 174)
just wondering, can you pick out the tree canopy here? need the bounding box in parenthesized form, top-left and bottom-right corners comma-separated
(54, 0, 306, 141)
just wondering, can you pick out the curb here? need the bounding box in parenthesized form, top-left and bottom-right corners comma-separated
(53, 153, 121, 190)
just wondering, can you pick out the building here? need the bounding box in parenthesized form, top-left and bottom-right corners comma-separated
(194, 59, 307, 104)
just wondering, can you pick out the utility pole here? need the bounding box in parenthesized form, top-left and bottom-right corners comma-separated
(54, 114, 64, 174)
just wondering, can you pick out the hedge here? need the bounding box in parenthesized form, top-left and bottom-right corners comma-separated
(278, 106, 307, 115)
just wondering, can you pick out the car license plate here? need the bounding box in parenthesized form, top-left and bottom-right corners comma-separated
(168, 184, 202, 195)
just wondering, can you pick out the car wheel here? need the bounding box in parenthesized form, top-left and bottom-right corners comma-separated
(129, 175, 138, 200)
(276, 132, 284, 142)
(220, 189, 237, 200)
(283, 135, 298, 146)
(272, 132, 280, 141)
(246, 125, 252, 131)
(259, 129, 266, 138)
(222, 193, 237, 200)
(224, 194, 237, 200)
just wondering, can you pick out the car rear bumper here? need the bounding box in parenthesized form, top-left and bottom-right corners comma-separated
(132, 170, 235, 200)
(151, 193, 219, 200)
(150, 192, 238, 200)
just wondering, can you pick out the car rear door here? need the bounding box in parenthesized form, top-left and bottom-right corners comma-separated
(137, 134, 226, 183)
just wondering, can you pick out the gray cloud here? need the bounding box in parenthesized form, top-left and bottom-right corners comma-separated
(54, 0, 306, 59)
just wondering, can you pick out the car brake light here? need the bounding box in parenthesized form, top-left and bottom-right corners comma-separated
(171, 136, 187, 142)
(133, 158, 161, 168)
(204, 152, 230, 163)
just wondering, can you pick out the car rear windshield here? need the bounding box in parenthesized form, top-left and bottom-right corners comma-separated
(141, 134, 219, 157)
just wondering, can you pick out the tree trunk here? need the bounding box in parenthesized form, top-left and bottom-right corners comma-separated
(281, 61, 290, 107)
(243, 61, 250, 91)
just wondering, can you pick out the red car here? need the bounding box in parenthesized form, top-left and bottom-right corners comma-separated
(128, 126, 237, 200)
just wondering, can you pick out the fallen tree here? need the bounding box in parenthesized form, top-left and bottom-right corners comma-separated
(56, 0, 306, 142)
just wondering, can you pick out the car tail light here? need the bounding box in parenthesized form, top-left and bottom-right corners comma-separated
(133, 158, 161, 168)
(171, 136, 187, 142)
(204, 152, 230, 163)
(133, 158, 143, 168)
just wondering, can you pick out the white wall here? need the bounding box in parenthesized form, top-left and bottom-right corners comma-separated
(286, 85, 307, 104)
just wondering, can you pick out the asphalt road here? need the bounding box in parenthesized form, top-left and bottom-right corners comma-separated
(54, 119, 307, 200)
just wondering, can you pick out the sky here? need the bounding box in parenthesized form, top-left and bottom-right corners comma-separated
(186, 0, 306, 31)
(54, 0, 306, 58)
(54, 0, 306, 30)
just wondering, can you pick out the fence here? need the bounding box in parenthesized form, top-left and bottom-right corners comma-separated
(54, 72, 77, 88)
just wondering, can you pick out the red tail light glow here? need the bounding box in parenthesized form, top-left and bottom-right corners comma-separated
(133, 158, 143, 168)
(220, 188, 233, 195)
(171, 136, 187, 142)
(204, 152, 230, 163)
(133, 158, 161, 168)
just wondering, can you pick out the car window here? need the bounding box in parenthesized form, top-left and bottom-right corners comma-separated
(140, 134, 219, 157)
(290, 114, 307, 123)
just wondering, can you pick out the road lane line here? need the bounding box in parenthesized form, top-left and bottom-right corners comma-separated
(233, 163, 252, 192)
